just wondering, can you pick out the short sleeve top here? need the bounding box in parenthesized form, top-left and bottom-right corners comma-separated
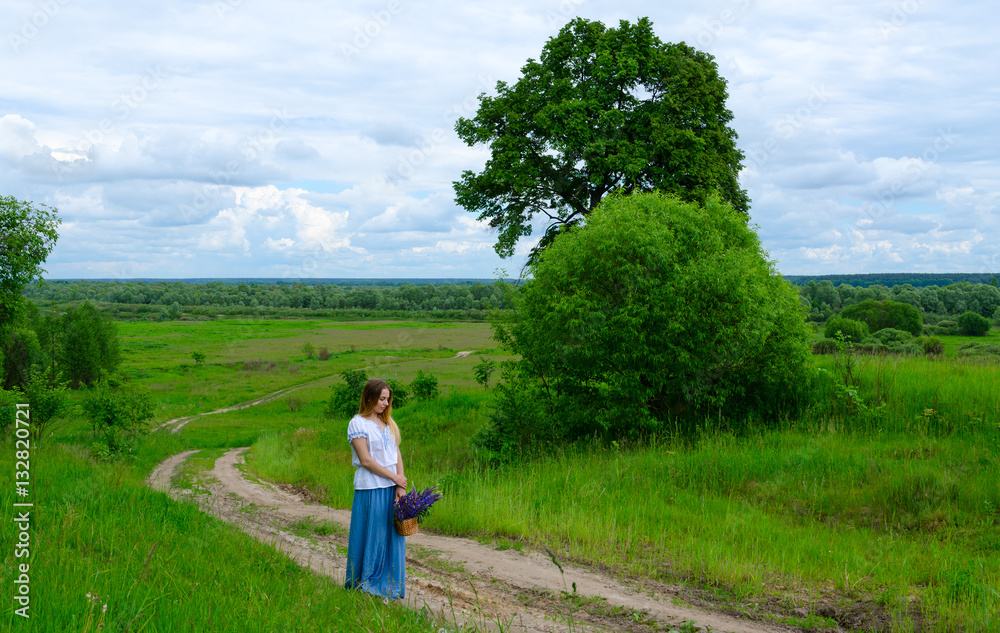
(346, 414, 399, 490)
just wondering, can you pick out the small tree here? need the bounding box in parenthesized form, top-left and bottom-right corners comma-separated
(325, 368, 369, 420)
(325, 369, 412, 420)
(191, 351, 206, 364)
(957, 310, 990, 336)
(385, 377, 409, 408)
(18, 373, 70, 439)
(0, 388, 18, 436)
(472, 357, 497, 389)
(410, 370, 439, 401)
(82, 380, 154, 458)
(59, 302, 121, 388)
(0, 328, 41, 390)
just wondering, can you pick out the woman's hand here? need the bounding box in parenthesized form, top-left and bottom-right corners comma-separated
(395, 486, 406, 501)
(393, 473, 408, 490)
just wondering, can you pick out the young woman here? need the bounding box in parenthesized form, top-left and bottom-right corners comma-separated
(344, 379, 408, 599)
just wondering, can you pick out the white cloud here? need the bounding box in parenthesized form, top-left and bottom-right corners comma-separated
(1, 0, 998, 277)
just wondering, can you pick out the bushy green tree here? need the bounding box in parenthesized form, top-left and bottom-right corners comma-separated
(385, 377, 409, 408)
(410, 370, 439, 401)
(59, 302, 121, 388)
(482, 193, 810, 453)
(325, 368, 369, 421)
(325, 369, 411, 421)
(840, 299, 922, 336)
(1, 196, 60, 325)
(17, 372, 70, 439)
(957, 310, 990, 336)
(82, 380, 154, 458)
(0, 387, 18, 435)
(0, 327, 41, 390)
(823, 316, 869, 343)
(454, 17, 747, 259)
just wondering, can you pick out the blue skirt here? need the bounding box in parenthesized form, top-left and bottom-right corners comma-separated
(345, 486, 406, 599)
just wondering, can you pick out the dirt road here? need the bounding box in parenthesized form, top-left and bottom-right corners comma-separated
(148, 448, 796, 633)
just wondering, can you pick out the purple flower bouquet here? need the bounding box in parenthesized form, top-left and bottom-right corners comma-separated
(393, 486, 442, 536)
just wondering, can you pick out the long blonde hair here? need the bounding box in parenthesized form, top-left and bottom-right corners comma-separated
(357, 379, 401, 446)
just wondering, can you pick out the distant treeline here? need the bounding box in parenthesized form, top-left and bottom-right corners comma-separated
(24, 279, 507, 318)
(785, 272, 1000, 289)
(799, 279, 1000, 324)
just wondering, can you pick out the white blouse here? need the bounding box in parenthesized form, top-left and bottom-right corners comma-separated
(346, 414, 399, 490)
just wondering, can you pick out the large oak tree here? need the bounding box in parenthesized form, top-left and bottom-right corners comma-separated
(454, 17, 748, 258)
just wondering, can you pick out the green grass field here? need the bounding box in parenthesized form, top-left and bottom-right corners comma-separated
(3, 317, 999, 632)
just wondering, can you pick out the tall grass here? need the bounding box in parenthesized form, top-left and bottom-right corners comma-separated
(0, 440, 440, 631)
(808, 353, 1000, 435)
(247, 353, 1000, 631)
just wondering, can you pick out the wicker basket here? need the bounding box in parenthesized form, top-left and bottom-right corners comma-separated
(394, 517, 419, 536)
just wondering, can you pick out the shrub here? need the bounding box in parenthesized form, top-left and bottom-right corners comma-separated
(486, 192, 812, 449)
(957, 342, 1000, 358)
(936, 319, 959, 333)
(923, 325, 950, 336)
(17, 373, 69, 439)
(472, 362, 561, 461)
(385, 377, 409, 408)
(812, 338, 839, 354)
(82, 380, 154, 458)
(410, 370, 439, 401)
(895, 343, 924, 356)
(318, 347, 331, 361)
(872, 328, 913, 346)
(325, 368, 369, 420)
(301, 342, 316, 359)
(841, 299, 922, 336)
(855, 341, 888, 355)
(325, 369, 414, 421)
(286, 395, 303, 412)
(916, 336, 944, 355)
(957, 311, 990, 336)
(824, 317, 869, 343)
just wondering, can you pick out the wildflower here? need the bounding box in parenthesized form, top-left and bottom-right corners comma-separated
(394, 486, 442, 523)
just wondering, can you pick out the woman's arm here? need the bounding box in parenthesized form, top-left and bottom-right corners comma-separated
(351, 438, 407, 489)
(395, 452, 406, 500)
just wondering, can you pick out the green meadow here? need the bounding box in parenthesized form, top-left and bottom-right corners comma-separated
(3, 317, 999, 631)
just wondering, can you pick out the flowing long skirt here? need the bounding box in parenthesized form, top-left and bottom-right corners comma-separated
(345, 486, 406, 599)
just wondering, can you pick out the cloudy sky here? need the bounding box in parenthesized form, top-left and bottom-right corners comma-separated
(2, 0, 998, 279)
